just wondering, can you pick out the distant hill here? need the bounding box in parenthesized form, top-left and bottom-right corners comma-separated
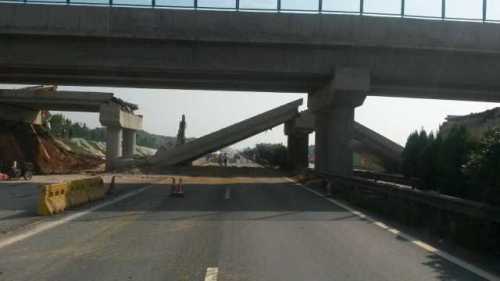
(56, 137, 157, 158)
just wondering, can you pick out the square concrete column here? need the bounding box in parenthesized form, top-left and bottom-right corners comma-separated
(314, 105, 355, 177)
(308, 68, 370, 177)
(122, 129, 137, 158)
(106, 126, 122, 171)
(287, 132, 309, 170)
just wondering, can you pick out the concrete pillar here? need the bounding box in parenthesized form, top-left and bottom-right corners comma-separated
(314, 105, 355, 177)
(122, 129, 137, 158)
(106, 126, 122, 170)
(287, 132, 309, 170)
(308, 67, 370, 177)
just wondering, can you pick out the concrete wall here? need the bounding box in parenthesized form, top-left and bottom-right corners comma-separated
(2, 4, 500, 101)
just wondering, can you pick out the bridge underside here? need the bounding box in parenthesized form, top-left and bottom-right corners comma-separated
(2, 35, 500, 101)
(2, 5, 500, 101)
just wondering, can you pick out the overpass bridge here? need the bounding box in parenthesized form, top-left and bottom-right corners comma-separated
(0, 86, 143, 170)
(2, 3, 500, 176)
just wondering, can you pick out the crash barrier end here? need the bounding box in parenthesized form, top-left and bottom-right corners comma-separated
(38, 177, 109, 216)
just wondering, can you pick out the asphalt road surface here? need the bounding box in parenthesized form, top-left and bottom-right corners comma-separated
(0, 175, 490, 281)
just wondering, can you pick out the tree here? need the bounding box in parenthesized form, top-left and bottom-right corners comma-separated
(402, 129, 429, 178)
(464, 128, 500, 204)
(436, 126, 473, 197)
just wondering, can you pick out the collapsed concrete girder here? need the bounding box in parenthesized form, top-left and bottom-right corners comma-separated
(0, 104, 42, 125)
(0, 85, 143, 171)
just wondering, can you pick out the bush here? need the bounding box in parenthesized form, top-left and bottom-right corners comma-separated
(243, 143, 288, 169)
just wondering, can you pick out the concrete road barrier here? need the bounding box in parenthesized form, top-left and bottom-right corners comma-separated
(37, 183, 69, 215)
(38, 177, 109, 216)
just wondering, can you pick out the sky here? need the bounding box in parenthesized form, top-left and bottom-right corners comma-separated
(3, 0, 500, 149)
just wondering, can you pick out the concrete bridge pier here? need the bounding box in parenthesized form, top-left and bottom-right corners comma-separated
(100, 103, 143, 171)
(285, 120, 310, 170)
(105, 126, 123, 168)
(308, 68, 369, 177)
(122, 129, 137, 158)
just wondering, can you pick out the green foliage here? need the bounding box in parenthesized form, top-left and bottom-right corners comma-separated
(464, 128, 500, 204)
(46, 113, 168, 149)
(402, 125, 475, 197)
(243, 143, 288, 169)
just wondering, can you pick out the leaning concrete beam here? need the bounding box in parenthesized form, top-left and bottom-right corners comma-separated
(99, 103, 143, 130)
(153, 99, 303, 167)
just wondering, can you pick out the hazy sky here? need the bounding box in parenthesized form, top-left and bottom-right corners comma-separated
(3, 0, 500, 149)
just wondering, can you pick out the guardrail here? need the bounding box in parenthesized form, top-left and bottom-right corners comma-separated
(353, 170, 422, 189)
(1, 0, 499, 24)
(317, 171, 500, 250)
(321, 172, 500, 223)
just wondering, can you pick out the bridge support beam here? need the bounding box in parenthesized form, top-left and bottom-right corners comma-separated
(308, 68, 369, 177)
(122, 129, 137, 158)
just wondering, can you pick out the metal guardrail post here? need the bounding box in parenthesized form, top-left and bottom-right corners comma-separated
(277, 0, 281, 13)
(109, 0, 112, 6)
(236, 0, 239, 11)
(401, 0, 405, 17)
(483, 0, 487, 22)
(318, 0, 322, 13)
(194, 0, 197, 10)
(441, 0, 446, 19)
(152, 0, 155, 7)
(360, 0, 364, 15)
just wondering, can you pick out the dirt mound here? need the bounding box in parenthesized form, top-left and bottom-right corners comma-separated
(0, 121, 103, 174)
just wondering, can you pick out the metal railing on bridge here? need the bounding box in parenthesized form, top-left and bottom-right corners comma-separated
(1, 0, 500, 24)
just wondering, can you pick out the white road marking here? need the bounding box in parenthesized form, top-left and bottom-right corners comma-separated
(205, 267, 219, 281)
(0, 185, 151, 250)
(286, 177, 500, 281)
(224, 187, 231, 200)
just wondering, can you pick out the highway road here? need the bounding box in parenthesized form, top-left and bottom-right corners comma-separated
(0, 172, 491, 281)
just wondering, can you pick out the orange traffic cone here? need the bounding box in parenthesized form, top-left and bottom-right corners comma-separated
(170, 177, 177, 196)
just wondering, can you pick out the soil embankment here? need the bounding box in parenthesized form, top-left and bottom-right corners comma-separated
(0, 121, 103, 174)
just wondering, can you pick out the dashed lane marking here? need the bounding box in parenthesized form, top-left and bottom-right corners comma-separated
(205, 267, 219, 281)
(224, 187, 231, 200)
(285, 177, 500, 281)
